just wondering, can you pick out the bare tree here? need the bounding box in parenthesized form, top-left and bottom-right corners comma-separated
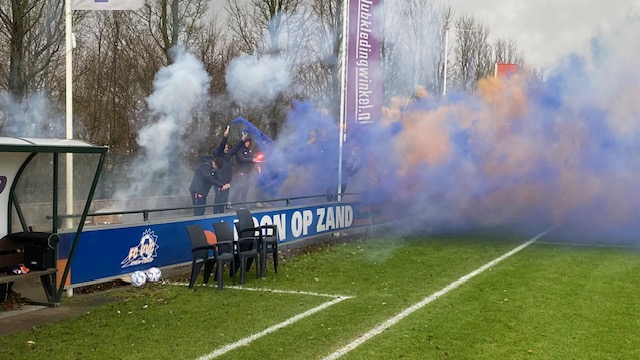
(451, 14, 492, 93)
(141, 0, 209, 63)
(253, 0, 304, 55)
(384, 0, 451, 100)
(71, 12, 151, 196)
(493, 37, 525, 67)
(225, 0, 306, 134)
(196, 15, 225, 88)
(74, 12, 143, 147)
(226, 0, 304, 55)
(0, 0, 65, 99)
(73, 0, 213, 146)
(0, 0, 71, 136)
(189, 14, 242, 155)
(296, 0, 342, 118)
(225, 0, 261, 54)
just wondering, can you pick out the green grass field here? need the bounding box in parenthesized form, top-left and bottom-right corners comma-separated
(1, 228, 639, 359)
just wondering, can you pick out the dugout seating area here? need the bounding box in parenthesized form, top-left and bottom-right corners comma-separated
(0, 232, 59, 306)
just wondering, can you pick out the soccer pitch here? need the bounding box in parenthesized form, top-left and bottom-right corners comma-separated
(1, 228, 639, 359)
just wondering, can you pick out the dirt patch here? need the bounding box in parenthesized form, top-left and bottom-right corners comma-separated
(0, 279, 129, 312)
(73, 279, 129, 295)
(280, 232, 367, 259)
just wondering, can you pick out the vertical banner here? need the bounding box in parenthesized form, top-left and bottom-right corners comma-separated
(345, 0, 384, 126)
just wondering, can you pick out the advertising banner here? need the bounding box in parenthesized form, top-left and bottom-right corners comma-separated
(58, 202, 386, 286)
(345, 0, 384, 125)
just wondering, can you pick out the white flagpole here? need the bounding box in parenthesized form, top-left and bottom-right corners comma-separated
(64, 0, 74, 298)
(65, 0, 74, 230)
(338, 0, 350, 202)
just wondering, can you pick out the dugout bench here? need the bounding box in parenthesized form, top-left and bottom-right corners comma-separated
(0, 232, 59, 306)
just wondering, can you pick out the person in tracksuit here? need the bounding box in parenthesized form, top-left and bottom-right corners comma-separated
(211, 126, 235, 214)
(189, 156, 229, 216)
(326, 143, 361, 201)
(228, 131, 257, 205)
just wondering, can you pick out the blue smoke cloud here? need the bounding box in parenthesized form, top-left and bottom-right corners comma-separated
(236, 16, 640, 244)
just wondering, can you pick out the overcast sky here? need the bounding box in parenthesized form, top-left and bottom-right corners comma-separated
(446, 0, 640, 70)
(210, 0, 640, 71)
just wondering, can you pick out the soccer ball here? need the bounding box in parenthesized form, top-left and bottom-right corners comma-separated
(145, 267, 162, 283)
(130, 270, 147, 287)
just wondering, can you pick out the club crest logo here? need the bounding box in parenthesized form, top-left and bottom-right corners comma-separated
(121, 228, 159, 268)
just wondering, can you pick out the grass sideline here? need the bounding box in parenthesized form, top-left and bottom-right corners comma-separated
(0, 230, 639, 359)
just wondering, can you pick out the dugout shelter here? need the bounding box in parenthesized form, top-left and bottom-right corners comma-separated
(0, 137, 107, 304)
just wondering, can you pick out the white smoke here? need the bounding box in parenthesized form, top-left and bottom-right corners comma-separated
(0, 92, 64, 137)
(112, 47, 211, 202)
(225, 55, 290, 108)
(139, 47, 212, 159)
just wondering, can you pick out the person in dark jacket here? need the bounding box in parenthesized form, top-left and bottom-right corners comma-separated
(227, 131, 257, 205)
(189, 156, 229, 216)
(211, 126, 234, 213)
(326, 143, 361, 201)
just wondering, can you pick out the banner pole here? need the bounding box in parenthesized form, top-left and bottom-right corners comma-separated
(338, 0, 350, 202)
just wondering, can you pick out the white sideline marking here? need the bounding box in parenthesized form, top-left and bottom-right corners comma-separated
(164, 282, 353, 359)
(226, 285, 350, 299)
(322, 229, 553, 360)
(166, 281, 347, 299)
(196, 296, 350, 360)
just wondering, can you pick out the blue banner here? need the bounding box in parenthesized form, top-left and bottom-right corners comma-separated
(59, 202, 381, 286)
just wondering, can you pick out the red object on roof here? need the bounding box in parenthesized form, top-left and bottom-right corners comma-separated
(495, 63, 518, 77)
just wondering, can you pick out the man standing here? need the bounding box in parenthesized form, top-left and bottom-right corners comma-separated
(228, 131, 257, 205)
(189, 156, 230, 216)
(327, 142, 361, 201)
(211, 126, 233, 214)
